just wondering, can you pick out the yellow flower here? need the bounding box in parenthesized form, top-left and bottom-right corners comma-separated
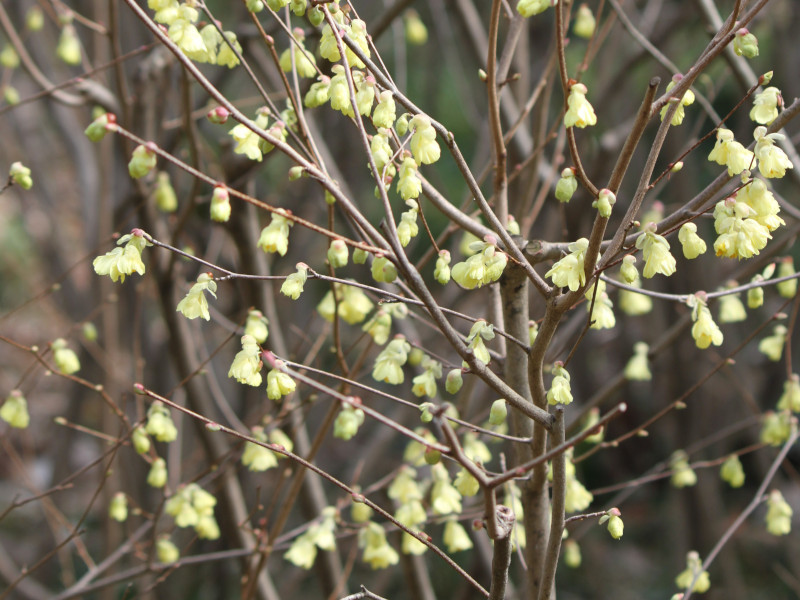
(564, 83, 597, 128)
(688, 294, 723, 349)
(675, 551, 710, 593)
(545, 238, 589, 290)
(754, 126, 793, 179)
(750, 87, 781, 125)
(409, 115, 441, 165)
(635, 227, 676, 278)
(228, 335, 263, 386)
(257, 210, 293, 256)
(0, 390, 30, 429)
(660, 75, 695, 126)
(176, 273, 217, 320)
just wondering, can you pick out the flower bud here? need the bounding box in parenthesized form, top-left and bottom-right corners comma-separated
(733, 28, 759, 58)
(128, 145, 157, 179)
(207, 106, 230, 124)
(210, 186, 231, 222)
(555, 167, 578, 202)
(573, 4, 595, 39)
(147, 457, 168, 488)
(132, 426, 150, 454)
(720, 454, 745, 488)
(109, 492, 128, 522)
(489, 399, 507, 425)
(156, 536, 180, 564)
(446, 369, 463, 394)
(327, 239, 349, 268)
(57, 25, 82, 66)
(9, 162, 33, 190)
(404, 10, 428, 45)
(0, 390, 30, 429)
(26, 7, 44, 31)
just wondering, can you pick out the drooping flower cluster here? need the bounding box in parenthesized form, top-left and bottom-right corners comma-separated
(281, 263, 309, 300)
(687, 293, 723, 350)
(146, 402, 178, 442)
(677, 222, 707, 259)
(1, 390, 29, 429)
(584, 280, 615, 330)
(52, 338, 81, 375)
(660, 74, 695, 126)
(707, 128, 755, 176)
(635, 225, 676, 278)
(147, 1, 241, 68)
(465, 320, 494, 365)
(372, 336, 411, 384)
(669, 450, 697, 488)
(451, 237, 508, 289)
(93, 229, 152, 283)
(675, 551, 710, 594)
(317, 281, 374, 325)
(547, 362, 573, 405)
(165, 483, 221, 540)
(720, 454, 745, 488)
(266, 363, 297, 400)
(285, 507, 338, 569)
(242, 426, 293, 472)
(564, 83, 597, 129)
(624, 342, 651, 381)
(750, 87, 781, 125)
(176, 273, 217, 321)
(753, 126, 793, 179)
(411, 355, 442, 398)
(258, 210, 294, 256)
(228, 335, 263, 387)
(545, 238, 589, 291)
(713, 176, 784, 259)
(333, 402, 366, 440)
(765, 489, 793, 536)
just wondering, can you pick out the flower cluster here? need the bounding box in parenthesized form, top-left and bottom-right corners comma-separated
(266, 362, 297, 400)
(242, 426, 293, 472)
(707, 128, 755, 176)
(753, 126, 793, 179)
(675, 551, 710, 593)
(635, 225, 676, 278)
(765, 489, 793, 536)
(562, 449, 593, 512)
(176, 273, 217, 321)
(713, 176, 784, 259)
(547, 362, 573, 405)
(257, 210, 294, 256)
(281, 263, 309, 300)
(1, 390, 29, 429)
(148, 1, 241, 68)
(584, 280, 615, 330)
(545, 238, 589, 291)
(285, 507, 338, 569)
(409, 114, 441, 165)
(372, 336, 411, 384)
(451, 237, 508, 289)
(758, 324, 787, 361)
(687, 293, 723, 350)
(624, 342, 651, 381)
(660, 74, 695, 126)
(466, 320, 494, 365)
(93, 229, 152, 283)
(564, 83, 597, 128)
(359, 522, 399, 569)
(279, 29, 316, 78)
(411, 355, 442, 398)
(720, 454, 745, 488)
(333, 403, 365, 440)
(52, 338, 81, 375)
(670, 450, 697, 488)
(146, 402, 178, 442)
(165, 483, 220, 540)
(317, 281, 374, 324)
(228, 335, 263, 386)
(750, 87, 781, 125)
